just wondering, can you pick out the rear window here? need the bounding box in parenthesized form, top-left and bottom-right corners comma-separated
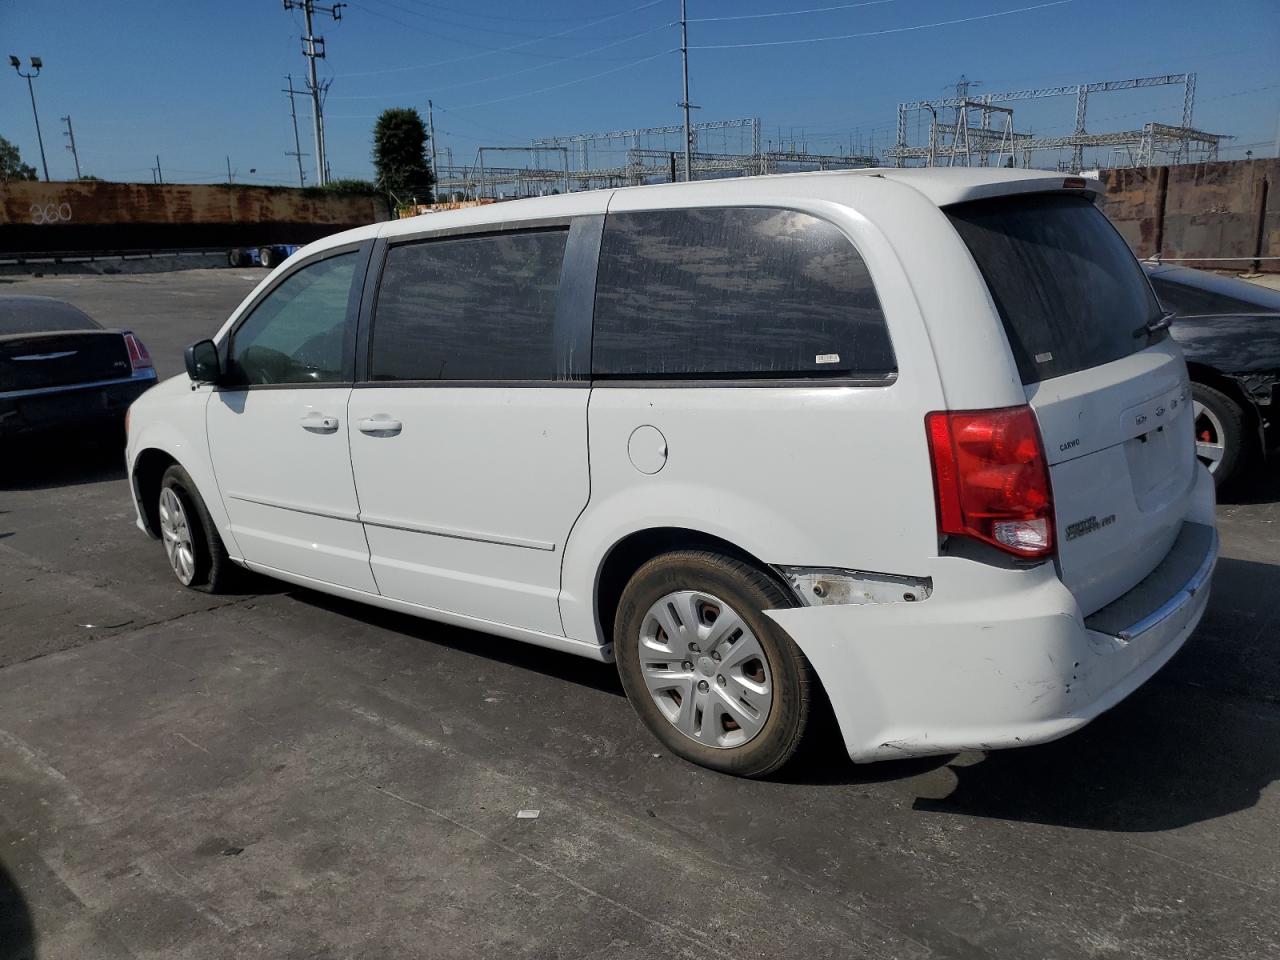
(946, 194, 1162, 385)
(0, 298, 100, 335)
(592, 207, 894, 380)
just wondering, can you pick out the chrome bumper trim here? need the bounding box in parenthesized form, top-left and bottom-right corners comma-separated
(1116, 528, 1218, 642)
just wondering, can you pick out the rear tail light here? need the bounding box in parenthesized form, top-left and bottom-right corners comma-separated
(925, 405, 1054, 558)
(123, 332, 153, 372)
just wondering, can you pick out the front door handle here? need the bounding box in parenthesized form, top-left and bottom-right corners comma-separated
(299, 411, 340, 434)
(358, 415, 403, 437)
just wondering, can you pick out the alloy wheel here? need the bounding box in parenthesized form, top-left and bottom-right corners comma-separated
(1193, 399, 1226, 474)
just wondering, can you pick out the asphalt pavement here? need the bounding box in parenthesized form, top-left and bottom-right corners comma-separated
(0, 268, 1277, 960)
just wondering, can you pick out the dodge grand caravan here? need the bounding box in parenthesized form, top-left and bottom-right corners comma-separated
(126, 169, 1217, 777)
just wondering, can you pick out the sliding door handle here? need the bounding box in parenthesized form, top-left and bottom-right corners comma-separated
(358, 415, 403, 437)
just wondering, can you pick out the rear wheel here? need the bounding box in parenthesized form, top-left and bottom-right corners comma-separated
(614, 550, 813, 778)
(158, 465, 237, 593)
(1192, 381, 1247, 486)
(258, 247, 274, 269)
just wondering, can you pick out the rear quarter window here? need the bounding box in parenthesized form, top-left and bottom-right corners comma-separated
(946, 194, 1163, 385)
(592, 207, 894, 380)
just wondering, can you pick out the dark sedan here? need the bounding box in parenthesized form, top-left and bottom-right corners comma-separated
(1143, 263, 1280, 487)
(0, 295, 158, 440)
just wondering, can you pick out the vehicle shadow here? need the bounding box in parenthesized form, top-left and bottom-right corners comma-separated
(287, 556, 1277, 832)
(289, 589, 627, 698)
(0, 433, 126, 492)
(0, 858, 36, 960)
(913, 555, 1280, 831)
(1218, 462, 1280, 505)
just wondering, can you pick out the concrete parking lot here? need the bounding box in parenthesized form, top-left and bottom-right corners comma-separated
(1, 268, 1278, 959)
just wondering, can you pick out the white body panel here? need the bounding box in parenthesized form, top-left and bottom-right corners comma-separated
(347, 386, 590, 635)
(125, 168, 1217, 765)
(206, 386, 376, 592)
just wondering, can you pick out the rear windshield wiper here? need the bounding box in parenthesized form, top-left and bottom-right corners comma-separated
(1136, 310, 1175, 338)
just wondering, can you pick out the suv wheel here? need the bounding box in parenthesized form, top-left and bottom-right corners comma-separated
(1192, 382, 1246, 486)
(158, 465, 237, 593)
(614, 550, 813, 777)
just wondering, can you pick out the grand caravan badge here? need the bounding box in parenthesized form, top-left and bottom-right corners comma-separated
(1065, 514, 1116, 542)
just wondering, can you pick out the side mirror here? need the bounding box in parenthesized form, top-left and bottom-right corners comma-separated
(184, 339, 222, 384)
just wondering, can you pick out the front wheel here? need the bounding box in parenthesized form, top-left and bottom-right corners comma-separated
(258, 247, 274, 269)
(158, 464, 237, 593)
(614, 550, 814, 778)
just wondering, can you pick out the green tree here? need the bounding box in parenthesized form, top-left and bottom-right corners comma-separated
(372, 108, 434, 202)
(0, 136, 38, 181)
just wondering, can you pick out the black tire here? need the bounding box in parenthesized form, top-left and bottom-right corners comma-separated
(227, 248, 241, 267)
(1192, 381, 1247, 487)
(158, 464, 237, 593)
(258, 247, 274, 269)
(614, 550, 814, 778)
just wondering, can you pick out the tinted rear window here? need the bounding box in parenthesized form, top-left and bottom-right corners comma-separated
(0, 299, 100, 335)
(946, 194, 1162, 385)
(371, 230, 567, 382)
(592, 207, 894, 379)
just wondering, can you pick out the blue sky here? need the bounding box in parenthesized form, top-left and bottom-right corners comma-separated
(2, 0, 1277, 185)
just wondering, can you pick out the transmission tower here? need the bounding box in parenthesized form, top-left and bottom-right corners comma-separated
(283, 0, 344, 186)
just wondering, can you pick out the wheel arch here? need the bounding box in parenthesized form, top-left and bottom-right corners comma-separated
(1187, 362, 1266, 457)
(592, 526, 797, 651)
(131, 447, 180, 539)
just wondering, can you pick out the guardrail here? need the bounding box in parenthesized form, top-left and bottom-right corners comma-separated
(0, 248, 234, 266)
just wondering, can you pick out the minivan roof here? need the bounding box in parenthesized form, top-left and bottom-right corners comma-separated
(307, 168, 1100, 255)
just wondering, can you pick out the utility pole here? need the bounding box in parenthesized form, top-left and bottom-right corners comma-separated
(226, 155, 234, 184)
(152, 155, 164, 184)
(283, 0, 345, 186)
(678, 0, 697, 181)
(61, 114, 81, 179)
(427, 99, 439, 193)
(9, 56, 49, 180)
(283, 75, 309, 187)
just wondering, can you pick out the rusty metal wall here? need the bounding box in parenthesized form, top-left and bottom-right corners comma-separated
(1098, 158, 1279, 273)
(1, 181, 390, 255)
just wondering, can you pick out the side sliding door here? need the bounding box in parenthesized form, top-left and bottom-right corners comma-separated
(346, 217, 601, 636)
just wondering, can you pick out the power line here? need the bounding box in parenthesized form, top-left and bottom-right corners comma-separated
(687, 0, 1072, 49)
(380, 0, 664, 24)
(688, 0, 901, 23)
(335, 0, 665, 78)
(446, 49, 672, 111)
(358, 0, 645, 44)
(342, 3, 654, 67)
(333, 23, 670, 99)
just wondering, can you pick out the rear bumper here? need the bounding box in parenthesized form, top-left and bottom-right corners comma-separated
(0, 372, 156, 436)
(767, 473, 1219, 763)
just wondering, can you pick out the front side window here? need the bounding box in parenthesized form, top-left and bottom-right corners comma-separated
(371, 229, 568, 381)
(592, 207, 894, 379)
(228, 252, 358, 385)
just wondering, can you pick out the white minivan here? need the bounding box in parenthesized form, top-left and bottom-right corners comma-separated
(126, 169, 1217, 777)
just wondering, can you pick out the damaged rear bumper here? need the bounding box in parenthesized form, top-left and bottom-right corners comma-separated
(766, 496, 1218, 764)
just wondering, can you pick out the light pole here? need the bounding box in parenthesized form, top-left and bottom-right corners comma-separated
(9, 55, 49, 181)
